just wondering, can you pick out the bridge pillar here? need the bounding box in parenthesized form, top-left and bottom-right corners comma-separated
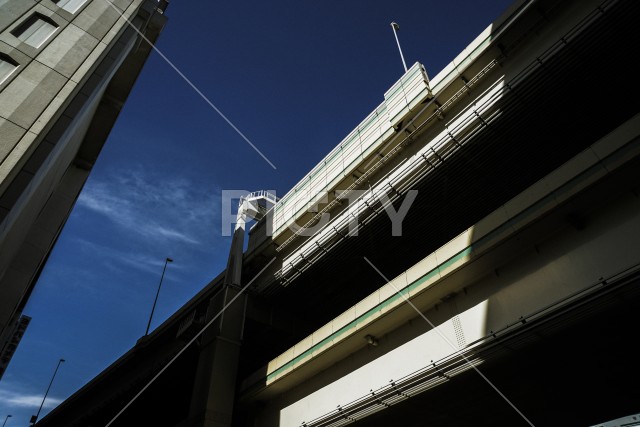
(187, 285, 246, 427)
(188, 214, 247, 426)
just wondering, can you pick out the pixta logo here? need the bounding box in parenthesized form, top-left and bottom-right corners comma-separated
(221, 189, 418, 238)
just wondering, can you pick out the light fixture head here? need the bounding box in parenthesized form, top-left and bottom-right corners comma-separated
(365, 334, 378, 346)
(391, 22, 400, 31)
(166, 257, 173, 263)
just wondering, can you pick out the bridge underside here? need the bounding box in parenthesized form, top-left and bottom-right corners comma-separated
(352, 273, 640, 427)
(240, 0, 640, 378)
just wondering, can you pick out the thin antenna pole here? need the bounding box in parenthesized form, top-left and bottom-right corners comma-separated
(391, 22, 408, 73)
(32, 358, 65, 425)
(145, 257, 173, 336)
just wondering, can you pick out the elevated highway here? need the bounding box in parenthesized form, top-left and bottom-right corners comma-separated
(37, 0, 640, 425)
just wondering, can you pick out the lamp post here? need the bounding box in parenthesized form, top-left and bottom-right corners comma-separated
(390, 21, 408, 73)
(30, 358, 65, 425)
(145, 257, 173, 336)
(2, 415, 11, 427)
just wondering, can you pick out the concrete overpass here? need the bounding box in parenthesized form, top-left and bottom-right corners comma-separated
(37, 0, 640, 425)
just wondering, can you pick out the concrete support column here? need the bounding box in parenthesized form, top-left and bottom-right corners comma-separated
(188, 286, 246, 427)
(188, 213, 247, 426)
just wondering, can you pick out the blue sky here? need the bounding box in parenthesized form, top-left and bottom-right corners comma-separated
(0, 0, 513, 424)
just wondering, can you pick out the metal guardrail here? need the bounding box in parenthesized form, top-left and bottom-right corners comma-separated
(269, 63, 431, 239)
(300, 261, 640, 427)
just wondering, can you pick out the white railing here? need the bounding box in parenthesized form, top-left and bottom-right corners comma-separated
(238, 190, 279, 207)
(270, 62, 431, 239)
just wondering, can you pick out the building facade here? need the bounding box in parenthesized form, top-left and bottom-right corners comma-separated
(0, 0, 167, 378)
(36, 0, 640, 425)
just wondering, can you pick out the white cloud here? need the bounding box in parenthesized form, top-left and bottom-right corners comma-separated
(72, 237, 190, 276)
(0, 388, 61, 408)
(76, 167, 219, 246)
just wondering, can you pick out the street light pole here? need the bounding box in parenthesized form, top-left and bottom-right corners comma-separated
(145, 257, 173, 336)
(31, 358, 64, 425)
(391, 22, 408, 73)
(2, 415, 11, 427)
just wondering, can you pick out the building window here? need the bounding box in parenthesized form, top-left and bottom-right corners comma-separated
(11, 14, 59, 48)
(0, 54, 18, 85)
(52, 0, 88, 13)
